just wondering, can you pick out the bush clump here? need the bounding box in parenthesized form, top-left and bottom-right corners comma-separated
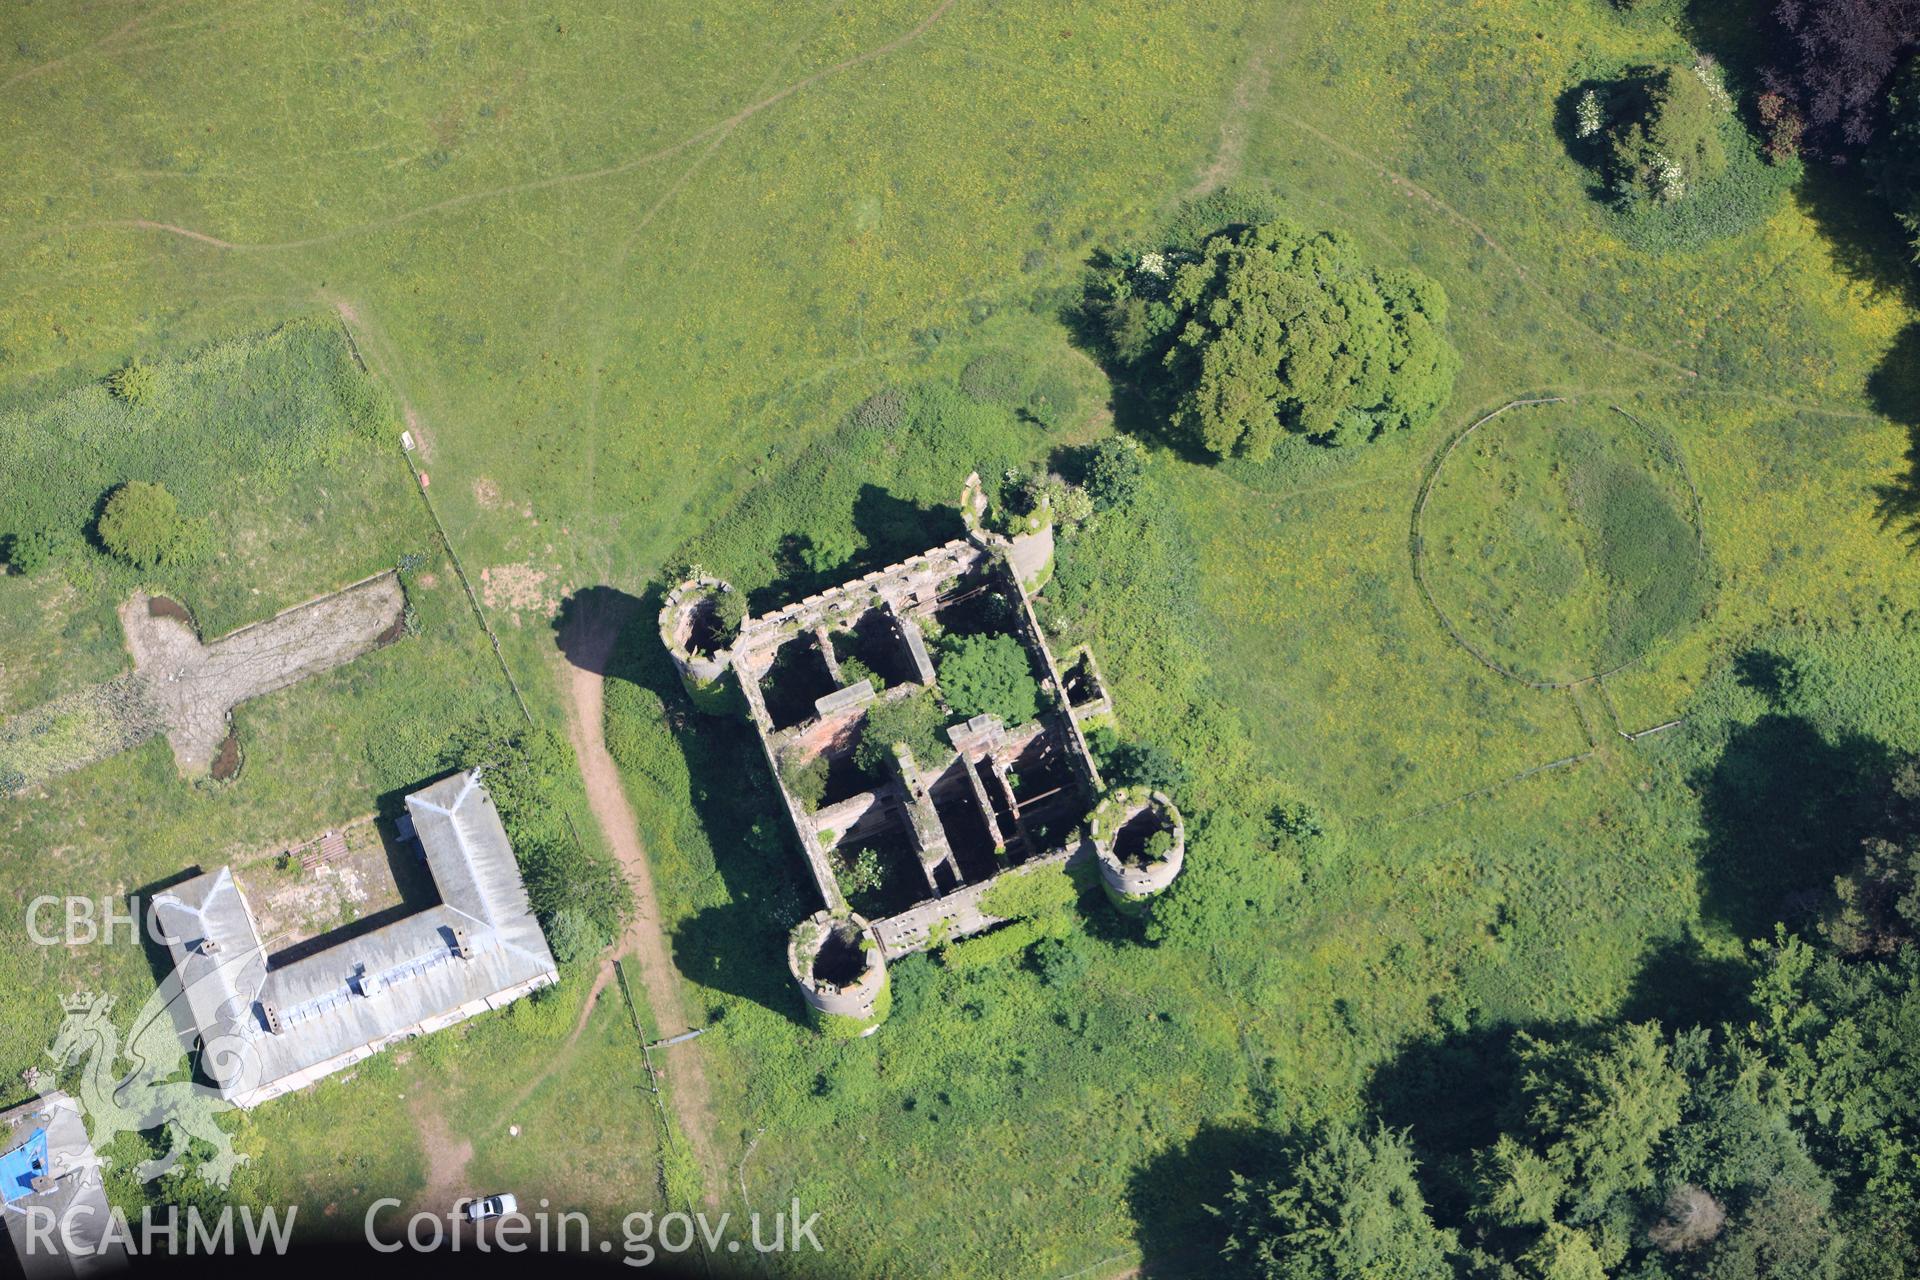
(448, 718, 629, 948)
(849, 385, 910, 433)
(1029, 933, 1092, 987)
(1021, 370, 1080, 431)
(710, 587, 747, 643)
(105, 360, 161, 406)
(96, 481, 208, 569)
(780, 749, 832, 811)
(1602, 64, 1729, 203)
(1093, 219, 1457, 459)
(854, 687, 951, 773)
(1082, 436, 1148, 510)
(959, 350, 1026, 406)
(936, 632, 1041, 727)
(4, 529, 67, 577)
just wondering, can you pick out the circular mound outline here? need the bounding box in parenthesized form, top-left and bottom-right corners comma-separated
(1410, 396, 1709, 689)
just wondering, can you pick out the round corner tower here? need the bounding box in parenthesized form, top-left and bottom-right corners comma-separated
(659, 576, 742, 714)
(959, 471, 1054, 595)
(1088, 787, 1186, 913)
(788, 910, 891, 1038)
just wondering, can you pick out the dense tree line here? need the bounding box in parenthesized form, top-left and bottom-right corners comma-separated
(1763, 0, 1920, 155)
(1758, 1, 1920, 257)
(1220, 754, 1920, 1278)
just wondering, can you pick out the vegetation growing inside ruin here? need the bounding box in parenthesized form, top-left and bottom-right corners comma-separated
(14, 0, 1920, 1270)
(933, 631, 1041, 727)
(779, 747, 832, 812)
(853, 687, 951, 774)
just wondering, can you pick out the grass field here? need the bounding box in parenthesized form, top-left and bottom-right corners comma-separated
(0, 320, 660, 1238)
(1419, 397, 1710, 685)
(8, 0, 1920, 1271)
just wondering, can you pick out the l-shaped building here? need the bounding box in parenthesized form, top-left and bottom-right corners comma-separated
(153, 769, 558, 1108)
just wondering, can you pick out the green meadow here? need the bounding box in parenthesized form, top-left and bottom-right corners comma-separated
(6, 0, 1920, 1272)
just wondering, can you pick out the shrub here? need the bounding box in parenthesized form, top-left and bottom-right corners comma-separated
(854, 688, 951, 773)
(105, 359, 160, 406)
(1271, 798, 1329, 842)
(935, 632, 1041, 726)
(1758, 90, 1807, 164)
(837, 652, 885, 692)
(1605, 64, 1729, 202)
(1022, 371, 1080, 431)
(1576, 88, 1604, 139)
(838, 844, 884, 896)
(96, 481, 206, 569)
(1158, 184, 1281, 249)
(447, 719, 629, 942)
(710, 587, 747, 641)
(849, 385, 910, 433)
(4, 528, 66, 576)
(545, 907, 606, 970)
(801, 530, 857, 576)
(1116, 219, 1457, 458)
(1142, 827, 1176, 863)
(780, 749, 832, 811)
(1048, 481, 1094, 527)
(1089, 729, 1191, 797)
(1029, 933, 1092, 987)
(1083, 436, 1148, 510)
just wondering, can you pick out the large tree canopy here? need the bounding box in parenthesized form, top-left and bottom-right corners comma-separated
(1099, 219, 1457, 461)
(1767, 0, 1920, 154)
(1222, 1123, 1459, 1280)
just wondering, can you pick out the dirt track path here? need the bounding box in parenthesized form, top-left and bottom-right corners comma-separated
(409, 1093, 474, 1214)
(558, 594, 725, 1210)
(85, 0, 959, 257)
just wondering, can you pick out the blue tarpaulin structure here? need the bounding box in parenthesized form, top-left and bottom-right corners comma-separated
(0, 1129, 48, 1204)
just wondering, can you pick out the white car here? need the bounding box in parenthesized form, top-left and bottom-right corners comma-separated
(461, 1193, 517, 1221)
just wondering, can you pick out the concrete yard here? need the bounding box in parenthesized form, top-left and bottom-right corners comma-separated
(119, 572, 406, 774)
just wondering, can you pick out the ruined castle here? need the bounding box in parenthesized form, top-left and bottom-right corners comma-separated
(660, 475, 1185, 1035)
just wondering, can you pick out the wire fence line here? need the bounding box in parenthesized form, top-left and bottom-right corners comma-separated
(1408, 394, 1708, 693)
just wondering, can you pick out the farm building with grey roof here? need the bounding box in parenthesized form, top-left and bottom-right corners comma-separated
(152, 769, 558, 1109)
(0, 1091, 125, 1279)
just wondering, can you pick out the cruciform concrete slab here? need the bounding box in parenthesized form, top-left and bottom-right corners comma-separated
(118, 572, 406, 774)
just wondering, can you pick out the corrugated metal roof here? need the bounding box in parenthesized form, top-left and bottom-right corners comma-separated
(153, 769, 557, 1105)
(0, 1092, 126, 1278)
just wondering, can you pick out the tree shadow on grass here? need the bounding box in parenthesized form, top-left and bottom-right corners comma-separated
(1617, 933, 1757, 1032)
(1794, 167, 1920, 309)
(745, 483, 963, 615)
(1690, 713, 1892, 942)
(851, 482, 959, 565)
(589, 593, 813, 1029)
(1869, 324, 1920, 546)
(1125, 1122, 1272, 1276)
(1364, 1018, 1571, 1227)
